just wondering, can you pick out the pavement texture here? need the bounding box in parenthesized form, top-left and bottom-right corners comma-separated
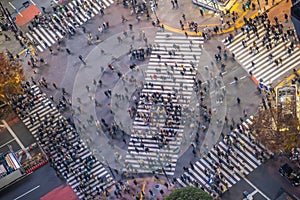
(0, 0, 299, 199)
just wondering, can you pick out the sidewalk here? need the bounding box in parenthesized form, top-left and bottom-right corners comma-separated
(156, 0, 292, 35)
(108, 176, 175, 200)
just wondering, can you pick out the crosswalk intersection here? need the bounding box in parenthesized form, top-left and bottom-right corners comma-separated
(14, 85, 114, 199)
(26, 0, 114, 52)
(223, 24, 300, 85)
(125, 32, 204, 175)
(176, 117, 273, 196)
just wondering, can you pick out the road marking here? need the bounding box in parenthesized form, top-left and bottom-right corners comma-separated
(230, 1, 240, 13)
(249, 189, 258, 197)
(0, 138, 16, 149)
(29, 0, 36, 5)
(14, 185, 40, 200)
(243, 177, 271, 200)
(9, 2, 23, 17)
(240, 75, 247, 80)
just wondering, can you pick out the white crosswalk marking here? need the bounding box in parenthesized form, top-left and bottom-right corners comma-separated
(125, 31, 204, 176)
(14, 85, 114, 199)
(25, 0, 114, 52)
(176, 117, 273, 196)
(223, 24, 300, 85)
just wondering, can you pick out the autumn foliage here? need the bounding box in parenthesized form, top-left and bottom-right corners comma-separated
(0, 53, 25, 102)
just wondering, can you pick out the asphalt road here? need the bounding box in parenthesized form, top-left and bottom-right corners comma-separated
(0, 163, 65, 200)
(223, 156, 300, 200)
(1, 0, 298, 199)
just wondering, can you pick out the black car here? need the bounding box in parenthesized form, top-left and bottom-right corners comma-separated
(279, 163, 300, 187)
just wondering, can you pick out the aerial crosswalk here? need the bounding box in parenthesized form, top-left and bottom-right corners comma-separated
(125, 31, 204, 175)
(26, 0, 114, 52)
(223, 24, 300, 85)
(14, 85, 114, 199)
(176, 117, 273, 196)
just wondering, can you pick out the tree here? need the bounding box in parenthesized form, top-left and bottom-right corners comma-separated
(165, 186, 212, 200)
(251, 87, 300, 154)
(0, 52, 25, 102)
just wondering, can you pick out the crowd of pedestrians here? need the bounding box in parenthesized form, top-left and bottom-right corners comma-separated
(25, 0, 110, 52)
(177, 115, 273, 198)
(10, 83, 114, 199)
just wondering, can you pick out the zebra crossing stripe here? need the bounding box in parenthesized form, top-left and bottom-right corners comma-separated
(223, 24, 300, 85)
(177, 118, 272, 194)
(125, 32, 203, 175)
(15, 85, 114, 198)
(266, 50, 300, 83)
(48, 23, 64, 39)
(65, 4, 83, 25)
(25, 0, 114, 52)
(38, 26, 56, 44)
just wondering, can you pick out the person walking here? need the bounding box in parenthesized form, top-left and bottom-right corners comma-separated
(200, 9, 204, 16)
(52, 82, 58, 89)
(66, 48, 71, 55)
(78, 55, 86, 65)
(171, 0, 175, 8)
(182, 13, 186, 21)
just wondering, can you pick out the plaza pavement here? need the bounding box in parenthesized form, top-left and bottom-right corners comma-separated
(70, 25, 226, 170)
(0, 0, 278, 169)
(0, 0, 297, 183)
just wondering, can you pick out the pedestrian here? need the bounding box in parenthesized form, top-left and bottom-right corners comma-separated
(234, 76, 238, 83)
(185, 32, 188, 38)
(49, 47, 53, 55)
(4, 34, 10, 41)
(171, 0, 175, 8)
(174, 0, 178, 8)
(78, 55, 86, 65)
(52, 82, 58, 89)
(117, 36, 122, 43)
(182, 13, 186, 21)
(284, 13, 289, 23)
(161, 24, 165, 32)
(237, 97, 241, 104)
(41, 6, 46, 13)
(62, 88, 67, 95)
(251, 61, 255, 69)
(66, 48, 71, 55)
(121, 15, 127, 23)
(200, 9, 204, 16)
(232, 52, 235, 61)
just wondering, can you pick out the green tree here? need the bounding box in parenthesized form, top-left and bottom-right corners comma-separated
(165, 186, 212, 200)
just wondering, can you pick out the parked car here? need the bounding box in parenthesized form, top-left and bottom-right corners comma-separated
(279, 163, 300, 187)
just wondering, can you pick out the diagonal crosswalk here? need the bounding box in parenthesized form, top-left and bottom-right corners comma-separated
(176, 117, 273, 196)
(13, 85, 114, 199)
(223, 23, 300, 85)
(26, 0, 114, 52)
(125, 31, 204, 176)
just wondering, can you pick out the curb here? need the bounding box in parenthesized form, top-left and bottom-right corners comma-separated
(25, 159, 49, 174)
